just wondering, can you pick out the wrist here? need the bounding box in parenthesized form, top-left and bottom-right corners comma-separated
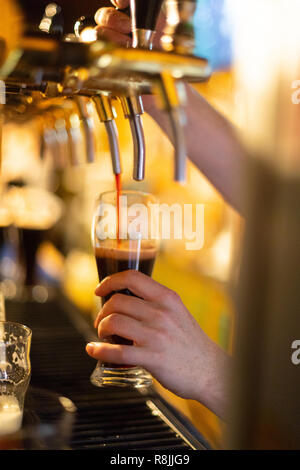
(192, 342, 231, 420)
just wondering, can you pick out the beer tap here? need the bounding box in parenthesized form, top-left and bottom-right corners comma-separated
(161, 0, 197, 55)
(74, 95, 95, 164)
(0, 0, 211, 185)
(41, 113, 64, 170)
(74, 21, 121, 177)
(74, 16, 97, 43)
(92, 93, 122, 176)
(38, 105, 80, 172)
(117, 0, 165, 181)
(154, 71, 187, 182)
(119, 95, 145, 181)
(53, 112, 69, 169)
(66, 109, 82, 167)
(125, 0, 187, 182)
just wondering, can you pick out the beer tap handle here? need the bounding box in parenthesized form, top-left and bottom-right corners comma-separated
(93, 94, 122, 176)
(39, 3, 64, 37)
(129, 0, 165, 49)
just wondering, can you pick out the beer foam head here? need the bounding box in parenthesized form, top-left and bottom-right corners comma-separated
(0, 395, 23, 436)
(95, 239, 157, 260)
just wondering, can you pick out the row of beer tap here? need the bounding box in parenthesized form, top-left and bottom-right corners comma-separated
(0, 0, 211, 183)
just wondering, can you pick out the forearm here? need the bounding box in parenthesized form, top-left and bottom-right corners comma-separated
(143, 84, 246, 213)
(192, 340, 231, 420)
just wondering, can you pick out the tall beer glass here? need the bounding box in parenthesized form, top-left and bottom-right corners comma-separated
(91, 190, 159, 387)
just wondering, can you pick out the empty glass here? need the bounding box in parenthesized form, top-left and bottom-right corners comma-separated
(0, 321, 32, 438)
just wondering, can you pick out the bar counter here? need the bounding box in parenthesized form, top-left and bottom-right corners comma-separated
(6, 293, 209, 450)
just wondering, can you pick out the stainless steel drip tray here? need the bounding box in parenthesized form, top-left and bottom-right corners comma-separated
(22, 386, 76, 450)
(5, 294, 209, 450)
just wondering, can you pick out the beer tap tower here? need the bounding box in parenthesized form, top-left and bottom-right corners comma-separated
(0, 0, 211, 181)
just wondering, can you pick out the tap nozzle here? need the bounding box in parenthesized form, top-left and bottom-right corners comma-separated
(74, 96, 96, 164)
(119, 95, 145, 181)
(154, 71, 187, 182)
(64, 110, 81, 166)
(93, 94, 122, 175)
(40, 114, 61, 169)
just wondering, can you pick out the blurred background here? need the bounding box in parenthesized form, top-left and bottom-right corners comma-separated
(0, 0, 241, 448)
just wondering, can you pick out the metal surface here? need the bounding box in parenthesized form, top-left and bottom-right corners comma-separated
(74, 95, 95, 163)
(0, 0, 210, 184)
(130, 114, 146, 181)
(93, 93, 122, 176)
(169, 107, 186, 182)
(155, 72, 187, 182)
(120, 95, 145, 181)
(104, 120, 122, 176)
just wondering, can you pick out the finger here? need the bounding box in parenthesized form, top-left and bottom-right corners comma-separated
(96, 26, 131, 47)
(94, 293, 155, 329)
(95, 270, 168, 302)
(94, 7, 131, 34)
(111, 0, 129, 9)
(98, 313, 148, 344)
(86, 341, 145, 366)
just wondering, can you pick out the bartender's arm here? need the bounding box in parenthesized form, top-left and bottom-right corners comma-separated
(86, 271, 230, 419)
(94, 0, 246, 213)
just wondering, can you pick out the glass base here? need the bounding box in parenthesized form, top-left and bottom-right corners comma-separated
(90, 363, 153, 388)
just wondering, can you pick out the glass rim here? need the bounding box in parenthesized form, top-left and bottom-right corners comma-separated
(96, 189, 157, 201)
(0, 320, 32, 340)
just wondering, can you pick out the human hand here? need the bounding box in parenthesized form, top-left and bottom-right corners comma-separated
(94, 0, 165, 48)
(86, 270, 230, 418)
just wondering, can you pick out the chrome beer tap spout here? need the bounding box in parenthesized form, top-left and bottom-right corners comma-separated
(41, 114, 61, 169)
(154, 71, 187, 182)
(119, 95, 145, 181)
(74, 95, 95, 164)
(0, 0, 211, 184)
(66, 109, 82, 167)
(92, 93, 122, 176)
(53, 112, 69, 169)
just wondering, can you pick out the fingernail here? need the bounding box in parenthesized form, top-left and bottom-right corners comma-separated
(95, 276, 110, 294)
(86, 342, 95, 354)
